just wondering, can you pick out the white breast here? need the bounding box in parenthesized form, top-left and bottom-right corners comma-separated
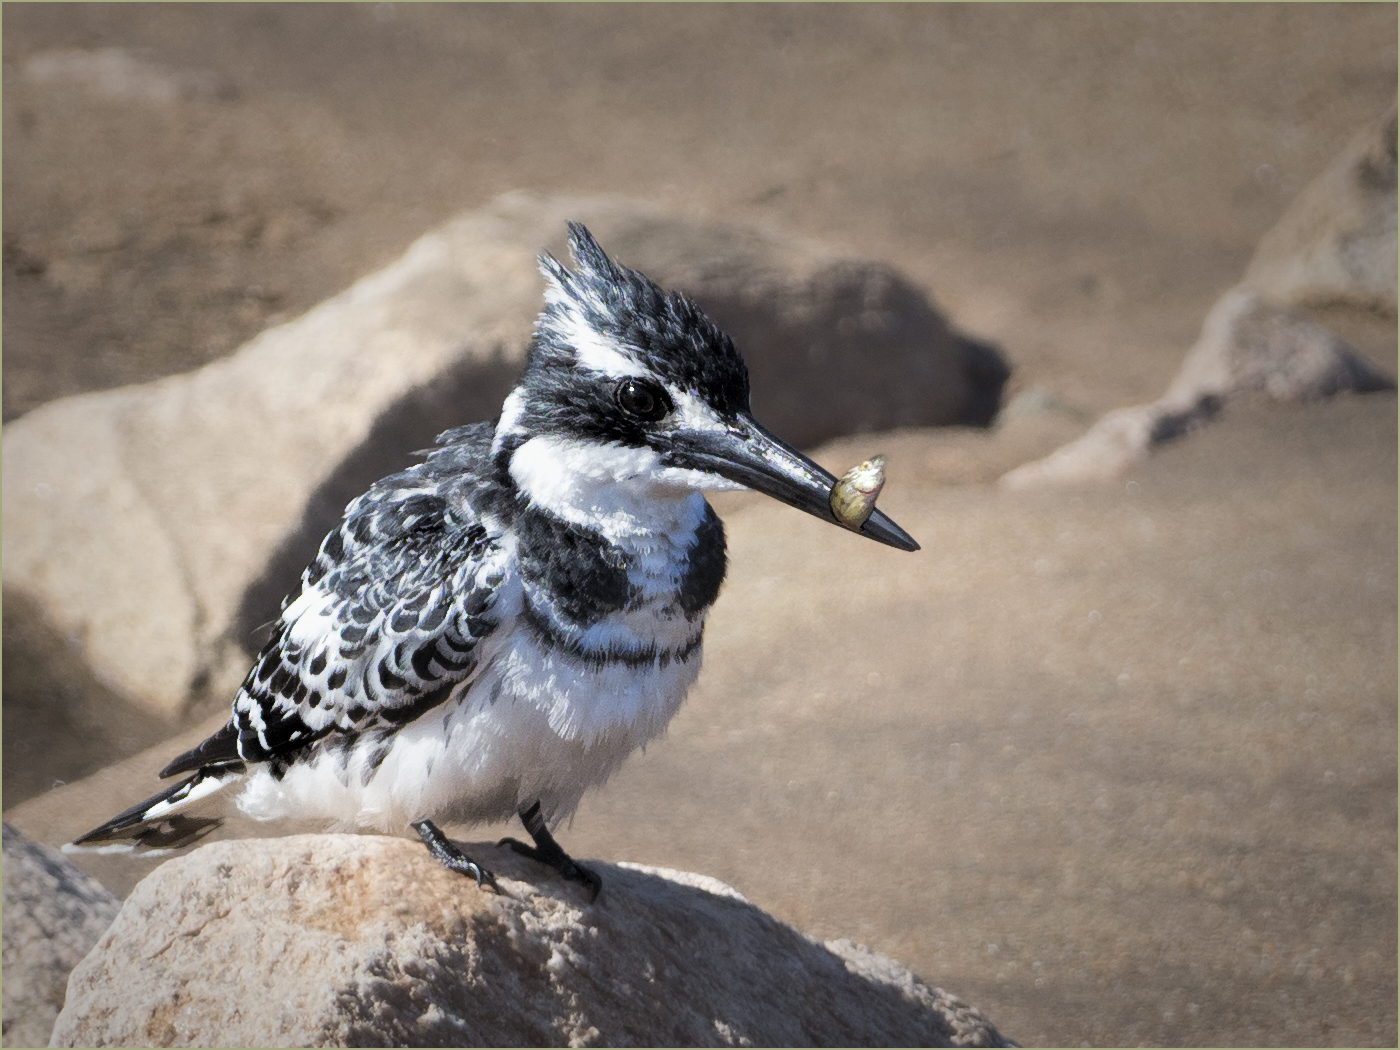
(236, 507, 712, 834)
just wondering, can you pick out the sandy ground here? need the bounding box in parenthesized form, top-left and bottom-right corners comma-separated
(3, 5, 1396, 1047)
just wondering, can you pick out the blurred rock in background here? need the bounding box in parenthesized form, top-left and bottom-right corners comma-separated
(2, 824, 122, 1049)
(1002, 106, 1397, 489)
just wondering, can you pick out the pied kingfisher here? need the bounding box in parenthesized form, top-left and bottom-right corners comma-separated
(69, 223, 919, 898)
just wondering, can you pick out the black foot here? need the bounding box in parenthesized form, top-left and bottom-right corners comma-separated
(498, 801, 602, 902)
(412, 818, 502, 894)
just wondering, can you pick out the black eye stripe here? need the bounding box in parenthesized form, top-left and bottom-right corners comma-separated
(615, 378, 672, 423)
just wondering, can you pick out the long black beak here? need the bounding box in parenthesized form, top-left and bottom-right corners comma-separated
(662, 412, 920, 551)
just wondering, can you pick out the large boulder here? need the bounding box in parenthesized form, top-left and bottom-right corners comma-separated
(1002, 107, 1396, 488)
(1001, 286, 1392, 487)
(1242, 106, 1397, 313)
(2, 824, 121, 1050)
(2, 192, 1006, 719)
(50, 834, 1014, 1048)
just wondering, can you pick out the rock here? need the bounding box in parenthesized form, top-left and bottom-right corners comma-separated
(2, 591, 180, 809)
(2, 824, 122, 1050)
(1001, 287, 1392, 488)
(1242, 106, 1397, 314)
(1002, 108, 1396, 489)
(999, 403, 1162, 488)
(50, 834, 1015, 1048)
(2, 191, 1006, 718)
(1160, 286, 1392, 407)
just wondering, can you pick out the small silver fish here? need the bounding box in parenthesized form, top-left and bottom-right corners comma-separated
(829, 454, 886, 531)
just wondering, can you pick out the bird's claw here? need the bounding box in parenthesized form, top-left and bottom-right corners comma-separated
(412, 818, 503, 895)
(498, 835, 602, 902)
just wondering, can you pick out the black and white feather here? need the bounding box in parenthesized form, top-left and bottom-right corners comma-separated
(68, 221, 917, 866)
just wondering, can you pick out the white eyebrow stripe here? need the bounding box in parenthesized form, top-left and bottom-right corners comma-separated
(544, 296, 731, 434)
(555, 307, 643, 379)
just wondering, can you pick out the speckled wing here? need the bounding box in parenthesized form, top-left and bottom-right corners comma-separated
(161, 424, 507, 778)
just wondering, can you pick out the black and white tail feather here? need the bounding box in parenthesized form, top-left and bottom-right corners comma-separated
(69, 771, 230, 855)
(67, 222, 918, 899)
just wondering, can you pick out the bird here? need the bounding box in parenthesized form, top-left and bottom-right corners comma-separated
(67, 222, 919, 899)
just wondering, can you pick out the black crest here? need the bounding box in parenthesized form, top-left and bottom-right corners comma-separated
(531, 222, 751, 417)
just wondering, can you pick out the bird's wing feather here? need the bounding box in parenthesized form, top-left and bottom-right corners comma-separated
(164, 424, 508, 776)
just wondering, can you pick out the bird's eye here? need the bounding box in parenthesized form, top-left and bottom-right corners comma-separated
(614, 378, 670, 422)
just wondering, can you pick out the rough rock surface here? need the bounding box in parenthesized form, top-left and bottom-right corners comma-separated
(2, 824, 121, 1050)
(49, 834, 1014, 1048)
(1, 192, 1005, 719)
(1001, 107, 1396, 489)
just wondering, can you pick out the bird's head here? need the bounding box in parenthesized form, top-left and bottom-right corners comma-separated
(494, 222, 918, 551)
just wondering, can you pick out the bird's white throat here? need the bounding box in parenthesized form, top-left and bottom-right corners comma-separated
(508, 433, 733, 543)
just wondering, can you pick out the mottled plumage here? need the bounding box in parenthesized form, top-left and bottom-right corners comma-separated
(69, 223, 918, 896)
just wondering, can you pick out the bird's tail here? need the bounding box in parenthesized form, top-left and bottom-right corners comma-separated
(63, 767, 243, 856)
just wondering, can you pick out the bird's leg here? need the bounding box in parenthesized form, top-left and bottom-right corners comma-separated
(499, 801, 602, 901)
(412, 818, 502, 894)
